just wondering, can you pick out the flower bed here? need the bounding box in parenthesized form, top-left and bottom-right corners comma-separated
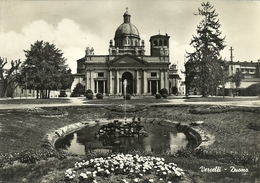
(0, 149, 67, 167)
(64, 153, 185, 183)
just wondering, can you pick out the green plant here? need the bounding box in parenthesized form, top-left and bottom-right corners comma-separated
(86, 93, 93, 100)
(96, 93, 103, 99)
(159, 88, 168, 96)
(71, 83, 85, 97)
(70, 92, 79, 97)
(155, 93, 161, 99)
(123, 93, 131, 100)
(85, 89, 93, 98)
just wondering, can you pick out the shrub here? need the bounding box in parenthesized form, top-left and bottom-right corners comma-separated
(70, 92, 79, 97)
(162, 94, 167, 99)
(86, 93, 93, 100)
(155, 93, 161, 99)
(123, 93, 131, 100)
(159, 88, 168, 96)
(85, 89, 93, 99)
(96, 93, 103, 99)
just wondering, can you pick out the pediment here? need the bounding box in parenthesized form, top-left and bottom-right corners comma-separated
(109, 54, 148, 67)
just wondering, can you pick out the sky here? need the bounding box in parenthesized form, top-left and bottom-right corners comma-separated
(0, 0, 260, 78)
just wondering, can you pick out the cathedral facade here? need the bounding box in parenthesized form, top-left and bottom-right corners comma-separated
(73, 9, 171, 95)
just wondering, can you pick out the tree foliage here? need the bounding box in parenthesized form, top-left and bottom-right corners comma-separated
(71, 83, 85, 97)
(0, 58, 21, 98)
(231, 71, 243, 91)
(186, 1, 226, 96)
(20, 40, 73, 98)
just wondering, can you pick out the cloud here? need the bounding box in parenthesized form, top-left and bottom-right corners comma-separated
(0, 18, 107, 73)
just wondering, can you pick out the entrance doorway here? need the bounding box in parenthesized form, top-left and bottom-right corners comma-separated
(151, 80, 157, 95)
(95, 80, 106, 94)
(122, 72, 133, 94)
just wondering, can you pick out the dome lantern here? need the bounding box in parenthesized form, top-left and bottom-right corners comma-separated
(123, 7, 131, 23)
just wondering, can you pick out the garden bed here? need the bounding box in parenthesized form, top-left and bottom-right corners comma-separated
(0, 105, 259, 183)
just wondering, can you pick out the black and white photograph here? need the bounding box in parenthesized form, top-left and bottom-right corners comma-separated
(0, 0, 259, 182)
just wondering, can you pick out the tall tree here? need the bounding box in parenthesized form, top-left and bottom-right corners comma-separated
(231, 71, 243, 96)
(186, 1, 226, 97)
(21, 40, 73, 99)
(0, 58, 21, 98)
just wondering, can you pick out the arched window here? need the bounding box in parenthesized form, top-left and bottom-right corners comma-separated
(164, 40, 168, 46)
(154, 40, 158, 46)
(159, 40, 162, 46)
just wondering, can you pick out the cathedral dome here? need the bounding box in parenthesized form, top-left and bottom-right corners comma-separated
(115, 23, 140, 39)
(114, 8, 140, 39)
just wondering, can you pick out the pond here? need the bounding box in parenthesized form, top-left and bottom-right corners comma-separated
(55, 121, 189, 155)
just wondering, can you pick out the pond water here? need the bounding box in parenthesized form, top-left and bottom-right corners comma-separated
(55, 122, 188, 155)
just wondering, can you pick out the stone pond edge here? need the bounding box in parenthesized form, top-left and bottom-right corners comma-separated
(42, 118, 214, 151)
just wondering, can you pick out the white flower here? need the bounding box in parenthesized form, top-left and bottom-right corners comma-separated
(149, 179, 154, 182)
(133, 178, 140, 182)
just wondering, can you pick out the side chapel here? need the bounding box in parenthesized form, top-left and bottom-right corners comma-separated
(73, 8, 171, 95)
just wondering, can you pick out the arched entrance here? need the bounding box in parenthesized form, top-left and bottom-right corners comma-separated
(122, 72, 134, 94)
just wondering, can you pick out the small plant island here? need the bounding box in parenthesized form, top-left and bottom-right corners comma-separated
(94, 117, 148, 139)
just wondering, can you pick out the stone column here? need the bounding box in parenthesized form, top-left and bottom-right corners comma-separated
(143, 70, 147, 94)
(92, 71, 95, 91)
(160, 69, 164, 90)
(136, 69, 139, 95)
(119, 78, 122, 93)
(116, 69, 120, 94)
(164, 69, 168, 89)
(109, 70, 112, 94)
(89, 70, 92, 91)
(96, 80, 98, 93)
(85, 69, 88, 90)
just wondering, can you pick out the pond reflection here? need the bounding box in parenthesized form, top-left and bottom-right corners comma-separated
(55, 123, 188, 155)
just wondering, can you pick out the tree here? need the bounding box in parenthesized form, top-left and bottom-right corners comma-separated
(186, 1, 226, 97)
(215, 59, 230, 98)
(0, 58, 21, 98)
(231, 71, 243, 96)
(71, 83, 85, 97)
(21, 40, 73, 99)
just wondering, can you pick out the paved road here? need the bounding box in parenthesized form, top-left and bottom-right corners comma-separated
(0, 97, 260, 109)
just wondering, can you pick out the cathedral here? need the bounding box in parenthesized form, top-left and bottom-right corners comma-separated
(73, 8, 171, 95)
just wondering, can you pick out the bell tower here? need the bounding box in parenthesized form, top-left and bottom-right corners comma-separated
(149, 33, 170, 57)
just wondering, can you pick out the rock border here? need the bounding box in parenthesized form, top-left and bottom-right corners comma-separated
(42, 117, 214, 152)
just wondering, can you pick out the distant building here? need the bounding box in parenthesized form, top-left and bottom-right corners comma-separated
(72, 9, 171, 96)
(185, 60, 260, 96)
(168, 64, 183, 95)
(226, 61, 260, 88)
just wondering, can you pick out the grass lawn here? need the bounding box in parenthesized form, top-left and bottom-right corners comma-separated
(0, 98, 70, 104)
(185, 96, 260, 102)
(0, 99, 259, 183)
